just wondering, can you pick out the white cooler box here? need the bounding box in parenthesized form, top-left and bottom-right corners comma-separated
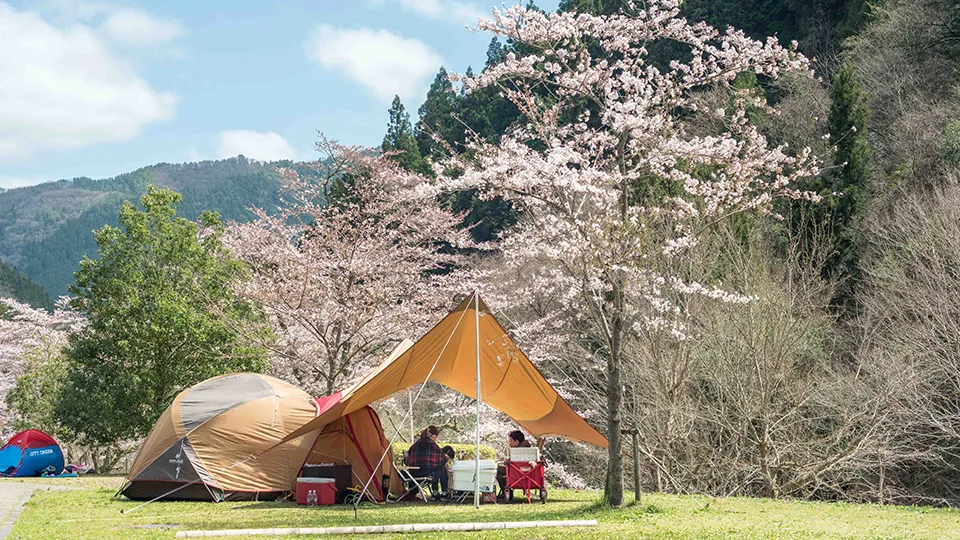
(450, 460, 497, 493)
(508, 447, 540, 462)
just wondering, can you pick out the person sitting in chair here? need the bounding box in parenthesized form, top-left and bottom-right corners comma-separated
(407, 425, 449, 499)
(497, 429, 532, 498)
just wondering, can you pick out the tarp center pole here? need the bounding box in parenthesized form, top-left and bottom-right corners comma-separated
(474, 289, 481, 509)
(408, 390, 414, 443)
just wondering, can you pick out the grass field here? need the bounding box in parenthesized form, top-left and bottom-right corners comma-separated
(3, 476, 960, 539)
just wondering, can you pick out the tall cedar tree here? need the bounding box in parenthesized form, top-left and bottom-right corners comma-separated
(399, 60, 518, 243)
(826, 62, 871, 308)
(382, 95, 428, 175)
(57, 187, 269, 445)
(485, 38, 506, 68)
(559, 0, 634, 15)
(416, 68, 457, 160)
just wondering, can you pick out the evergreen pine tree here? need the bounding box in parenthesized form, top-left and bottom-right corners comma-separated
(825, 62, 871, 308)
(416, 68, 457, 160)
(460, 66, 475, 98)
(382, 95, 427, 174)
(829, 64, 871, 209)
(440, 64, 520, 243)
(559, 0, 635, 15)
(485, 38, 506, 69)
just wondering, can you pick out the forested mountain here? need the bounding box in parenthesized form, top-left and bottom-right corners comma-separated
(0, 156, 287, 298)
(0, 261, 53, 311)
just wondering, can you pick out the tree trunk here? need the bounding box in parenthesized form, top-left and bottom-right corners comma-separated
(604, 136, 631, 507)
(878, 447, 885, 505)
(758, 433, 778, 498)
(605, 341, 624, 505)
(604, 286, 624, 506)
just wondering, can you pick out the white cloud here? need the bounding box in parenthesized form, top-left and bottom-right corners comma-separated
(370, 0, 485, 26)
(304, 24, 444, 104)
(37, 0, 184, 47)
(99, 8, 184, 48)
(0, 175, 42, 189)
(0, 2, 177, 161)
(218, 131, 297, 162)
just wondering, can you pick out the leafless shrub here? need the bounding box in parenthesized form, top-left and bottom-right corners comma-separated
(622, 219, 908, 501)
(855, 182, 960, 502)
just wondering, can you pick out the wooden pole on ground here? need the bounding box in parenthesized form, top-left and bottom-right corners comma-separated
(621, 428, 640, 504)
(176, 520, 600, 538)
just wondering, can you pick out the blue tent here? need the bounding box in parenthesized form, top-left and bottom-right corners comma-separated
(0, 429, 64, 477)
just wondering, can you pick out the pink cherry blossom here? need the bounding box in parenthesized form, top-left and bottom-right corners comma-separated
(442, 1, 823, 502)
(445, 1, 820, 342)
(227, 135, 476, 395)
(0, 298, 84, 436)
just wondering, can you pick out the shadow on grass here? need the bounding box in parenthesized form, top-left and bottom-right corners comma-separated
(567, 500, 611, 517)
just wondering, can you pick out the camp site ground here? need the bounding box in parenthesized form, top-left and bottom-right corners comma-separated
(4, 296, 960, 538)
(4, 475, 960, 539)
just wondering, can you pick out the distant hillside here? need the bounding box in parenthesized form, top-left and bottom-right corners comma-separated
(0, 261, 53, 311)
(0, 156, 291, 299)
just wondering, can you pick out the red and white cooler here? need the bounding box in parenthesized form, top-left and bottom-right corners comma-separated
(296, 477, 336, 505)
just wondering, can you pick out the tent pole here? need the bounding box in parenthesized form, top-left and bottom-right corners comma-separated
(474, 289, 481, 509)
(408, 389, 414, 443)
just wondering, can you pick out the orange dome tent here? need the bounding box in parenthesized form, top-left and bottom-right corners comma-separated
(121, 373, 320, 501)
(121, 373, 405, 502)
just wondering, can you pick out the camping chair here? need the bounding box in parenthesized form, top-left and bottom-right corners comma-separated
(396, 450, 434, 502)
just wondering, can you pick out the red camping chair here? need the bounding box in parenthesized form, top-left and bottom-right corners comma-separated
(504, 460, 547, 504)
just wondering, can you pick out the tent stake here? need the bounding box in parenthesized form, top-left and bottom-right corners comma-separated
(474, 289, 481, 509)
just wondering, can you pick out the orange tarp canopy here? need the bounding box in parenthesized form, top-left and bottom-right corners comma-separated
(284, 294, 607, 448)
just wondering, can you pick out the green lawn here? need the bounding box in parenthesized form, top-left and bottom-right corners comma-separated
(4, 476, 960, 539)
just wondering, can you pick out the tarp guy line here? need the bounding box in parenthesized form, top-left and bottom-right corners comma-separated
(350, 295, 472, 509)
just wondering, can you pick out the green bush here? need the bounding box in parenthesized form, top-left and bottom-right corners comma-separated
(391, 441, 497, 464)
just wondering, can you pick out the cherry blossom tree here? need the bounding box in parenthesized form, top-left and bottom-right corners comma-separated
(0, 298, 83, 437)
(444, 1, 821, 505)
(227, 136, 475, 395)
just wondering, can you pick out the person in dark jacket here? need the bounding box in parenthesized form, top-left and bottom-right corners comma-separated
(407, 425, 448, 497)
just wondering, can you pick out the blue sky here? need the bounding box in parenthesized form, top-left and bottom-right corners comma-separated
(0, 0, 558, 188)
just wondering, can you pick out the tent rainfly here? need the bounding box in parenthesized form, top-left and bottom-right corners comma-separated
(121, 373, 320, 501)
(281, 293, 607, 448)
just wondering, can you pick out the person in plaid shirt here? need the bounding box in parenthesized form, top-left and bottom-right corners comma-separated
(408, 425, 449, 497)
